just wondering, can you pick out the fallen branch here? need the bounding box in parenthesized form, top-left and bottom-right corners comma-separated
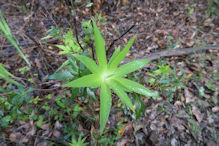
(123, 45, 219, 63)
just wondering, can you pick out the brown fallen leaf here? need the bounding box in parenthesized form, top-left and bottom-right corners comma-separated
(40, 123, 50, 130)
(184, 89, 195, 103)
(55, 121, 62, 129)
(115, 138, 130, 146)
(186, 39, 195, 47)
(203, 18, 213, 26)
(174, 100, 183, 106)
(186, 73, 194, 79)
(52, 130, 61, 138)
(118, 122, 133, 136)
(20, 136, 29, 143)
(192, 105, 204, 123)
(212, 106, 219, 113)
(198, 99, 210, 107)
(9, 133, 20, 142)
(26, 123, 36, 136)
(9, 132, 28, 143)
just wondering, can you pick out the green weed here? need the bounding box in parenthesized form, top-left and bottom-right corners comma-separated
(63, 20, 158, 134)
(207, 0, 219, 18)
(69, 134, 88, 146)
(0, 85, 34, 128)
(147, 61, 187, 102)
(187, 118, 201, 136)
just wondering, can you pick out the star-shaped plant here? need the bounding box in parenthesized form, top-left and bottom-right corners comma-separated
(63, 20, 158, 134)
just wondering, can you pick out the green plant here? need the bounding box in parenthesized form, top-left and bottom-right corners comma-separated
(147, 63, 173, 87)
(186, 0, 195, 15)
(207, 0, 219, 18)
(36, 115, 44, 127)
(154, 64, 173, 79)
(56, 29, 82, 55)
(18, 66, 30, 75)
(92, 127, 121, 145)
(187, 118, 201, 136)
(0, 85, 34, 128)
(82, 20, 93, 44)
(41, 26, 62, 40)
(63, 20, 158, 134)
(187, 7, 194, 15)
(0, 10, 30, 66)
(166, 35, 178, 49)
(147, 62, 187, 102)
(69, 134, 88, 146)
(82, 13, 107, 45)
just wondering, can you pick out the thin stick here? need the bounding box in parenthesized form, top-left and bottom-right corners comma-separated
(73, 17, 84, 51)
(106, 24, 135, 57)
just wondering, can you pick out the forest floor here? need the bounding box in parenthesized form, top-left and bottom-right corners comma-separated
(0, 0, 219, 145)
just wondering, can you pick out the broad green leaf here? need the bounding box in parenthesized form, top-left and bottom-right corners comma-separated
(68, 56, 79, 71)
(86, 2, 93, 7)
(92, 20, 107, 69)
(73, 54, 99, 73)
(109, 35, 137, 72)
(86, 88, 96, 101)
(108, 46, 120, 66)
(47, 71, 74, 80)
(56, 45, 70, 54)
(100, 84, 112, 134)
(113, 77, 158, 98)
(108, 78, 131, 92)
(55, 60, 69, 73)
(63, 74, 101, 88)
(113, 59, 149, 77)
(109, 80, 135, 112)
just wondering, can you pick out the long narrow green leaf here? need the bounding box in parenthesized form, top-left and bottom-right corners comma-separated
(100, 83, 112, 134)
(0, 10, 31, 67)
(92, 19, 107, 69)
(0, 64, 19, 85)
(113, 59, 149, 77)
(0, 23, 7, 35)
(73, 54, 99, 74)
(63, 74, 101, 88)
(108, 46, 120, 66)
(0, 11, 11, 35)
(0, 63, 14, 77)
(109, 35, 137, 72)
(113, 77, 159, 98)
(109, 80, 135, 112)
(47, 71, 74, 80)
(0, 75, 19, 85)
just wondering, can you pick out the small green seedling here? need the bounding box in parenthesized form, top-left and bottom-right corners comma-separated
(64, 20, 158, 134)
(56, 29, 81, 55)
(69, 135, 88, 146)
